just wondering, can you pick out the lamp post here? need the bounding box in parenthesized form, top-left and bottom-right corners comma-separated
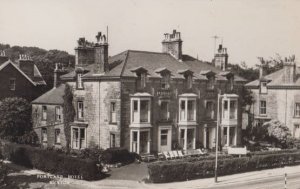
(215, 94, 222, 183)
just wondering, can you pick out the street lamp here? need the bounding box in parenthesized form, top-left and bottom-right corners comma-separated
(215, 93, 222, 183)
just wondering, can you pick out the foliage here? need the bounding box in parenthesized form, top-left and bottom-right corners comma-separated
(0, 162, 8, 188)
(148, 151, 300, 183)
(1, 142, 101, 180)
(17, 130, 38, 145)
(262, 120, 293, 148)
(0, 43, 75, 92)
(239, 86, 254, 109)
(77, 147, 104, 161)
(0, 98, 32, 142)
(100, 148, 137, 164)
(229, 62, 259, 82)
(63, 84, 76, 153)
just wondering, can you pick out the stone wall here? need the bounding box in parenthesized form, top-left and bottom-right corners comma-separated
(250, 88, 300, 134)
(32, 104, 65, 148)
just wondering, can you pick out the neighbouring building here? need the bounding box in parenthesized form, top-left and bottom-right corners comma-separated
(245, 56, 300, 139)
(32, 30, 247, 154)
(0, 52, 46, 101)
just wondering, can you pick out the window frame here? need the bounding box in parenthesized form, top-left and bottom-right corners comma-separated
(161, 73, 170, 89)
(295, 103, 300, 117)
(207, 76, 215, 90)
(42, 106, 47, 121)
(77, 73, 84, 89)
(205, 101, 215, 119)
(260, 81, 268, 94)
(259, 100, 267, 115)
(41, 128, 47, 143)
(9, 78, 16, 91)
(179, 98, 196, 122)
(55, 129, 61, 144)
(55, 106, 62, 122)
(77, 101, 84, 120)
(110, 101, 117, 124)
(160, 101, 170, 121)
(130, 97, 151, 124)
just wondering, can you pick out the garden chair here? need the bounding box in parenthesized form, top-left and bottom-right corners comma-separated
(177, 150, 185, 158)
(163, 151, 171, 160)
(172, 151, 179, 158)
(168, 151, 176, 159)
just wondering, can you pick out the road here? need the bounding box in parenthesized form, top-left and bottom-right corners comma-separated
(205, 172, 300, 189)
(43, 165, 300, 189)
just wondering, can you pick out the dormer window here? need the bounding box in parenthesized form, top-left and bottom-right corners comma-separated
(161, 73, 170, 89)
(228, 76, 234, 90)
(178, 69, 194, 89)
(187, 75, 193, 89)
(260, 81, 267, 94)
(207, 76, 215, 90)
(137, 72, 147, 89)
(77, 73, 83, 89)
(131, 67, 148, 90)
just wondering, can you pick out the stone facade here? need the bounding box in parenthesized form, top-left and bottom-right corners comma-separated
(32, 104, 66, 148)
(33, 30, 247, 153)
(246, 56, 300, 139)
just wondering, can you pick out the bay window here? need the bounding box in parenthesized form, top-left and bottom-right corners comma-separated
(179, 97, 196, 123)
(131, 97, 151, 125)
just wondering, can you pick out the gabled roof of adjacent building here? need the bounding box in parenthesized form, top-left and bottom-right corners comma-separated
(0, 60, 46, 86)
(32, 84, 66, 105)
(61, 50, 247, 82)
(245, 68, 300, 88)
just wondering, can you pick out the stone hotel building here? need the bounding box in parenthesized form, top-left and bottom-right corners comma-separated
(32, 30, 247, 154)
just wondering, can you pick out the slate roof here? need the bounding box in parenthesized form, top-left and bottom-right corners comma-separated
(245, 68, 300, 88)
(0, 60, 46, 86)
(32, 84, 66, 105)
(61, 50, 247, 82)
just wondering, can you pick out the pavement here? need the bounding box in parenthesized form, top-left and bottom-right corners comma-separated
(47, 164, 300, 189)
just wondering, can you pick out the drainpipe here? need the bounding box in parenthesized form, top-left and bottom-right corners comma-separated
(99, 81, 101, 148)
(285, 89, 287, 126)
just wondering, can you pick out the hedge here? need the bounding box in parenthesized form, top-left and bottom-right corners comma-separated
(1, 142, 100, 181)
(148, 152, 300, 183)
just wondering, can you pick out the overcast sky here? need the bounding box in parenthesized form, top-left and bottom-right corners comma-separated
(0, 0, 299, 67)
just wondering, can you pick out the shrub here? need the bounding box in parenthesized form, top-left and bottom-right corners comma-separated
(0, 97, 32, 142)
(148, 151, 300, 183)
(1, 142, 100, 180)
(77, 148, 104, 161)
(100, 148, 136, 164)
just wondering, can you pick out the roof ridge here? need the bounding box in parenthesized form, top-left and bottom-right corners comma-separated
(127, 49, 168, 55)
(120, 50, 130, 77)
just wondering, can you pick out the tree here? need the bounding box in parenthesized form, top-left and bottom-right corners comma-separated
(63, 84, 76, 153)
(0, 97, 32, 142)
(262, 120, 292, 148)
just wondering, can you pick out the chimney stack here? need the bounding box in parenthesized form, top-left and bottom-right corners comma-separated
(282, 55, 296, 83)
(162, 29, 183, 60)
(0, 50, 8, 65)
(19, 54, 34, 78)
(94, 32, 109, 73)
(53, 63, 67, 88)
(74, 31, 109, 74)
(213, 44, 228, 71)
